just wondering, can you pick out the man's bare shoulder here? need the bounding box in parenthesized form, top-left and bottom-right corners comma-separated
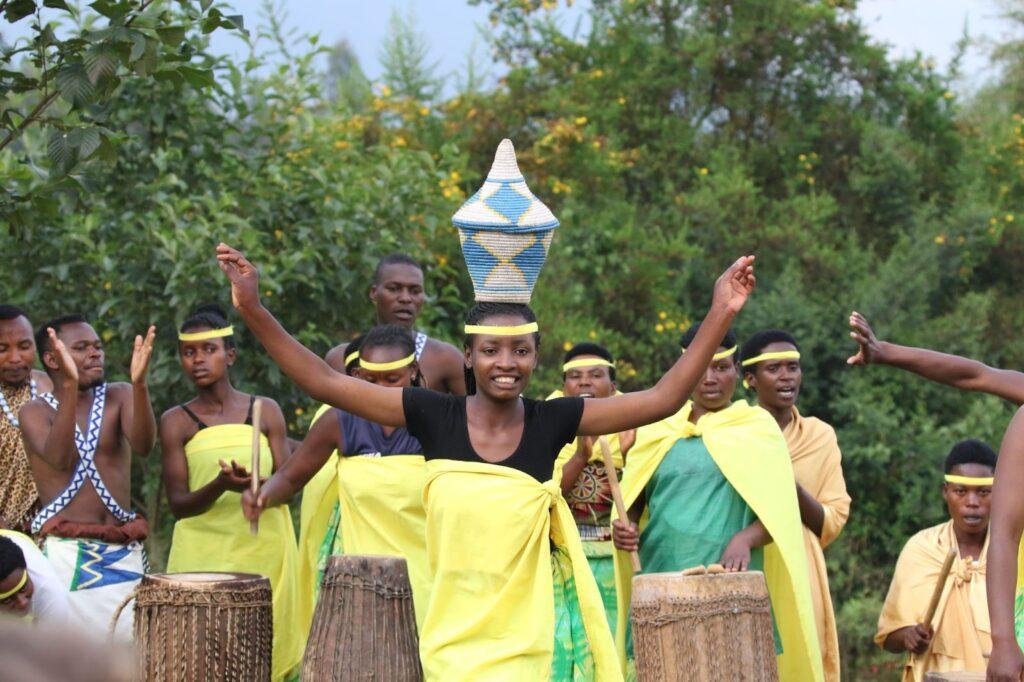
(325, 342, 350, 372)
(30, 370, 53, 392)
(423, 337, 463, 362)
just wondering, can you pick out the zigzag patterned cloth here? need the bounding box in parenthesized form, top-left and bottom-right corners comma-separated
(32, 384, 136, 533)
(43, 535, 145, 641)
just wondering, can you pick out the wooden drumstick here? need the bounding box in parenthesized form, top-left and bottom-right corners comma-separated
(923, 547, 957, 627)
(249, 398, 262, 536)
(599, 436, 642, 573)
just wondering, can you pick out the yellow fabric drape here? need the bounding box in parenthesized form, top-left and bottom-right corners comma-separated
(335, 454, 430, 628)
(166, 424, 303, 682)
(613, 401, 824, 682)
(781, 406, 850, 682)
(875, 520, 990, 682)
(296, 403, 338, 642)
(421, 459, 622, 681)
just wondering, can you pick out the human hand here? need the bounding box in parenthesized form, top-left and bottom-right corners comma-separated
(216, 243, 261, 311)
(240, 485, 268, 522)
(129, 326, 156, 385)
(899, 624, 932, 655)
(847, 311, 885, 366)
(712, 256, 756, 315)
(721, 532, 753, 572)
(612, 519, 639, 552)
(217, 459, 252, 493)
(47, 328, 79, 389)
(987, 640, 1024, 681)
(574, 436, 593, 462)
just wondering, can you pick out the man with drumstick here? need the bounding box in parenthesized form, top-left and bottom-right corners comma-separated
(874, 440, 995, 680)
(18, 315, 155, 640)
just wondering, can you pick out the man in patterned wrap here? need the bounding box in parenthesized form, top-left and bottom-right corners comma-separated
(0, 305, 53, 532)
(19, 314, 155, 640)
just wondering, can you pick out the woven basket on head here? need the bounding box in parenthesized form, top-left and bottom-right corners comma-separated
(452, 139, 559, 304)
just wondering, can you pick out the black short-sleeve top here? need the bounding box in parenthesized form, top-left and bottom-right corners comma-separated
(401, 387, 585, 483)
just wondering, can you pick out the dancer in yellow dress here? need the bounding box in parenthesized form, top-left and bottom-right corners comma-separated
(161, 304, 302, 682)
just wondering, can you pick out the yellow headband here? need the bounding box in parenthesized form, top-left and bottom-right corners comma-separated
(359, 354, 415, 372)
(178, 326, 234, 342)
(944, 475, 994, 486)
(344, 350, 360, 366)
(741, 350, 801, 367)
(682, 345, 737, 361)
(464, 322, 540, 336)
(0, 569, 27, 601)
(562, 358, 614, 372)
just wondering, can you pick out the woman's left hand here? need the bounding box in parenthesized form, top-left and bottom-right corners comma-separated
(720, 532, 753, 572)
(712, 255, 756, 314)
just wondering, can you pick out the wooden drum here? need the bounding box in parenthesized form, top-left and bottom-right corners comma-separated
(130, 572, 272, 682)
(923, 673, 986, 681)
(631, 570, 779, 682)
(302, 554, 422, 682)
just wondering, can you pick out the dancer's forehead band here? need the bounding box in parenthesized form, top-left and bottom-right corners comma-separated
(682, 345, 737, 362)
(944, 475, 994, 486)
(741, 350, 801, 367)
(464, 322, 539, 336)
(178, 326, 234, 342)
(563, 358, 615, 372)
(359, 354, 415, 372)
(345, 350, 360, 366)
(0, 569, 27, 601)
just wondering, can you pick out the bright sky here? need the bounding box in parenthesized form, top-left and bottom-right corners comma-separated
(201, 0, 1011, 92)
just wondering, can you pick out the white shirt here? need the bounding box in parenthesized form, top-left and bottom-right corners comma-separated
(0, 530, 69, 623)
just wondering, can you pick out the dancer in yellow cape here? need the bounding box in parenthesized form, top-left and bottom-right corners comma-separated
(875, 440, 994, 681)
(612, 324, 823, 682)
(161, 304, 302, 682)
(740, 329, 850, 682)
(552, 342, 635, 636)
(216, 242, 756, 681)
(293, 331, 364, 639)
(845, 311, 1023, 680)
(243, 325, 430, 632)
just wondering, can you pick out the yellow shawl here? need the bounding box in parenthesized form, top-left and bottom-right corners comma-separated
(296, 403, 338, 640)
(875, 520, 990, 681)
(421, 459, 621, 681)
(780, 407, 850, 682)
(166, 424, 303, 682)
(613, 401, 824, 682)
(335, 454, 431, 628)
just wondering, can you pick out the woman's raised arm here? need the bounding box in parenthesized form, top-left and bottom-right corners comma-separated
(216, 244, 406, 427)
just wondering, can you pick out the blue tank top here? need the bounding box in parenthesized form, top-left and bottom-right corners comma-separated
(335, 409, 423, 458)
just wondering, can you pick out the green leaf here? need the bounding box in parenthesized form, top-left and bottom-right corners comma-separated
(224, 14, 245, 32)
(176, 66, 216, 89)
(4, 0, 36, 23)
(84, 44, 120, 83)
(42, 0, 71, 9)
(89, 0, 130, 20)
(46, 129, 74, 167)
(68, 127, 101, 159)
(155, 26, 186, 46)
(55, 63, 95, 106)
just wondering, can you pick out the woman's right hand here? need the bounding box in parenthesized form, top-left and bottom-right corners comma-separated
(711, 256, 756, 315)
(216, 243, 262, 311)
(987, 640, 1024, 681)
(612, 519, 640, 552)
(217, 458, 252, 493)
(240, 486, 267, 522)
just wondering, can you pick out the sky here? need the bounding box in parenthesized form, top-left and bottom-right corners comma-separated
(199, 0, 1013, 92)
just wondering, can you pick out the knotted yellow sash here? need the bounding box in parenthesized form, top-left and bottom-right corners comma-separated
(421, 459, 621, 681)
(335, 454, 430, 628)
(613, 401, 824, 682)
(166, 424, 303, 682)
(296, 404, 340, 640)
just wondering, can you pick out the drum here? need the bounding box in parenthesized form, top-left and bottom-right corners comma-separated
(631, 569, 779, 682)
(923, 673, 986, 681)
(302, 554, 422, 681)
(129, 572, 272, 682)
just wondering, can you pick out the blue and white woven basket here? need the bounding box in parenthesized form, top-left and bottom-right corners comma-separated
(453, 139, 559, 304)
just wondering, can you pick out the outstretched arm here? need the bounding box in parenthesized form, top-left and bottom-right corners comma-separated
(216, 244, 406, 427)
(848, 311, 1024, 405)
(795, 484, 825, 537)
(987, 407, 1024, 681)
(578, 256, 755, 435)
(241, 412, 340, 521)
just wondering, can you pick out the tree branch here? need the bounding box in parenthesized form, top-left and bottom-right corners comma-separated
(0, 90, 61, 153)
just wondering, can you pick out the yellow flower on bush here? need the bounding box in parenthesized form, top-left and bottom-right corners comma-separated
(617, 97, 626, 105)
(103, 281, 112, 290)
(934, 235, 946, 244)
(698, 167, 709, 176)
(393, 136, 407, 147)
(655, 323, 664, 333)
(1007, 214, 1015, 222)
(658, 311, 667, 320)
(575, 116, 588, 126)
(334, 140, 350, 150)
(551, 179, 572, 194)
(563, 341, 572, 351)
(294, 407, 304, 416)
